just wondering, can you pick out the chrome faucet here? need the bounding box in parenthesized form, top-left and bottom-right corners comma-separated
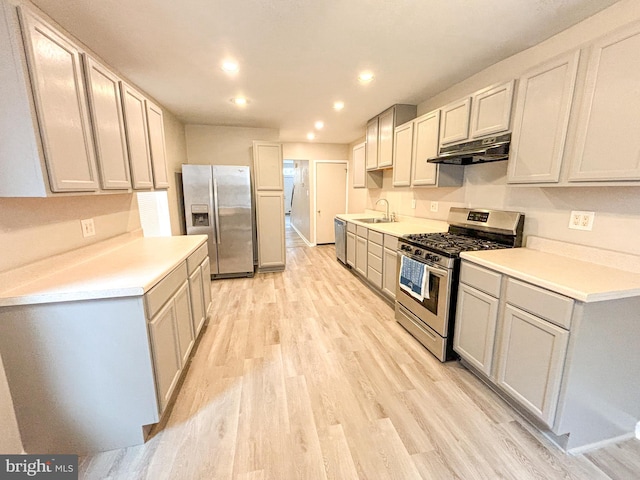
(376, 198, 390, 221)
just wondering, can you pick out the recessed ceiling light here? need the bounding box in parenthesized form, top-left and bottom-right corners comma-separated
(307, 132, 316, 140)
(230, 96, 248, 106)
(314, 121, 324, 130)
(333, 101, 344, 111)
(358, 71, 375, 83)
(221, 60, 239, 73)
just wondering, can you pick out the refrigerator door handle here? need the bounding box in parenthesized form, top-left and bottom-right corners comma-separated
(213, 178, 222, 244)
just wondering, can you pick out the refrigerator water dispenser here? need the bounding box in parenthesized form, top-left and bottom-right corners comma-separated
(191, 204, 210, 226)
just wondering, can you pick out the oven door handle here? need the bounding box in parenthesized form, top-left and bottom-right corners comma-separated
(400, 253, 449, 277)
(425, 264, 448, 277)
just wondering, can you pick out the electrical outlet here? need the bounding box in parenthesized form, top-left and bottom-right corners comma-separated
(411, 199, 416, 209)
(430, 201, 439, 213)
(81, 218, 95, 237)
(568, 211, 594, 231)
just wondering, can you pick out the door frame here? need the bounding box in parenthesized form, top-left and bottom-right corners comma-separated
(313, 160, 349, 245)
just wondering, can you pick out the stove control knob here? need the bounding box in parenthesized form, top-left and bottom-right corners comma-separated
(414, 249, 422, 256)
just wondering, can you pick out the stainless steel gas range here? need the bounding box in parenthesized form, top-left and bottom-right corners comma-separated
(395, 207, 524, 361)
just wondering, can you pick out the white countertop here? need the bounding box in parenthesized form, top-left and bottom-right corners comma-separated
(336, 213, 449, 236)
(461, 247, 640, 303)
(0, 234, 208, 307)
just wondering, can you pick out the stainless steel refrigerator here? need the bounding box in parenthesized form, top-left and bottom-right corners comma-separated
(182, 164, 254, 278)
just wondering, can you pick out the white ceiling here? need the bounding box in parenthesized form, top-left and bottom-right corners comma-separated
(31, 0, 620, 144)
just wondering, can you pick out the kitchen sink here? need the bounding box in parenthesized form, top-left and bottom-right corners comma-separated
(355, 217, 393, 224)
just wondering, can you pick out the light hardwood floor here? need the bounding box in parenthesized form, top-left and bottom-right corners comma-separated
(79, 244, 640, 479)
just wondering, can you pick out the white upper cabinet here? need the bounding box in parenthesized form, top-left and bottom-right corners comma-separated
(18, 7, 99, 193)
(470, 80, 515, 138)
(83, 55, 131, 190)
(569, 22, 640, 182)
(392, 122, 414, 186)
(145, 100, 170, 189)
(253, 142, 283, 190)
(411, 110, 440, 186)
(365, 117, 379, 170)
(439, 97, 471, 145)
(121, 83, 154, 190)
(366, 105, 416, 171)
(377, 107, 395, 168)
(508, 51, 580, 184)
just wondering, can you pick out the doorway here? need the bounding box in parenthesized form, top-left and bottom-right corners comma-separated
(314, 161, 348, 244)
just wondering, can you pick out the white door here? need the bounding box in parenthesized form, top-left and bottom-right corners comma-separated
(315, 162, 347, 244)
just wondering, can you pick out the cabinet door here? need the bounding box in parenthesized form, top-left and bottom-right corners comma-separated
(453, 283, 499, 376)
(200, 257, 212, 325)
(411, 110, 440, 186)
(392, 122, 413, 187)
(508, 51, 580, 184)
(174, 282, 194, 366)
(121, 83, 154, 189)
(19, 9, 99, 192)
(346, 231, 356, 267)
(355, 235, 368, 276)
(188, 266, 205, 339)
(352, 142, 366, 188)
(569, 23, 640, 181)
(470, 80, 515, 138)
(253, 142, 283, 190)
(497, 304, 569, 426)
(377, 107, 395, 168)
(382, 247, 397, 299)
(83, 55, 131, 190)
(439, 97, 471, 145)
(365, 118, 379, 170)
(256, 192, 286, 268)
(148, 300, 181, 413)
(145, 100, 170, 189)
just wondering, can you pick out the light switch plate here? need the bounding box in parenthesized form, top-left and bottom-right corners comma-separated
(430, 201, 439, 212)
(411, 199, 416, 209)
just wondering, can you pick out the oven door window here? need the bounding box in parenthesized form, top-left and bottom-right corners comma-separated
(418, 270, 440, 316)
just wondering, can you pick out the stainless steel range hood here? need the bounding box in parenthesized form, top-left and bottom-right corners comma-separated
(428, 133, 511, 166)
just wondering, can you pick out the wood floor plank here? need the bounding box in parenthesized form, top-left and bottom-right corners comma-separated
(77, 244, 640, 480)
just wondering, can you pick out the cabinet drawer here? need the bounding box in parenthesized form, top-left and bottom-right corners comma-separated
(506, 278, 573, 329)
(356, 225, 368, 237)
(460, 262, 502, 297)
(368, 251, 383, 272)
(367, 266, 382, 288)
(368, 230, 383, 245)
(187, 243, 208, 274)
(384, 234, 398, 250)
(347, 222, 357, 234)
(368, 241, 383, 258)
(145, 262, 188, 319)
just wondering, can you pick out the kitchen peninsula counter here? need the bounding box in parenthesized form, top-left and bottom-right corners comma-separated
(0, 232, 207, 306)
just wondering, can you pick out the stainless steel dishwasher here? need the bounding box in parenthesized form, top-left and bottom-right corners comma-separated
(334, 217, 347, 264)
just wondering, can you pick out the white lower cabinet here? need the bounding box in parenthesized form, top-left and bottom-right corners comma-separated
(147, 294, 182, 413)
(367, 230, 384, 289)
(189, 265, 205, 337)
(200, 257, 212, 327)
(355, 234, 367, 276)
(382, 235, 398, 299)
(454, 260, 572, 429)
(496, 304, 569, 426)
(453, 283, 499, 376)
(346, 230, 356, 267)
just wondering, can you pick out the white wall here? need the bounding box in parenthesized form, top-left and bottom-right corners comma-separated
(185, 125, 279, 166)
(362, 0, 640, 255)
(291, 160, 310, 240)
(283, 142, 349, 243)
